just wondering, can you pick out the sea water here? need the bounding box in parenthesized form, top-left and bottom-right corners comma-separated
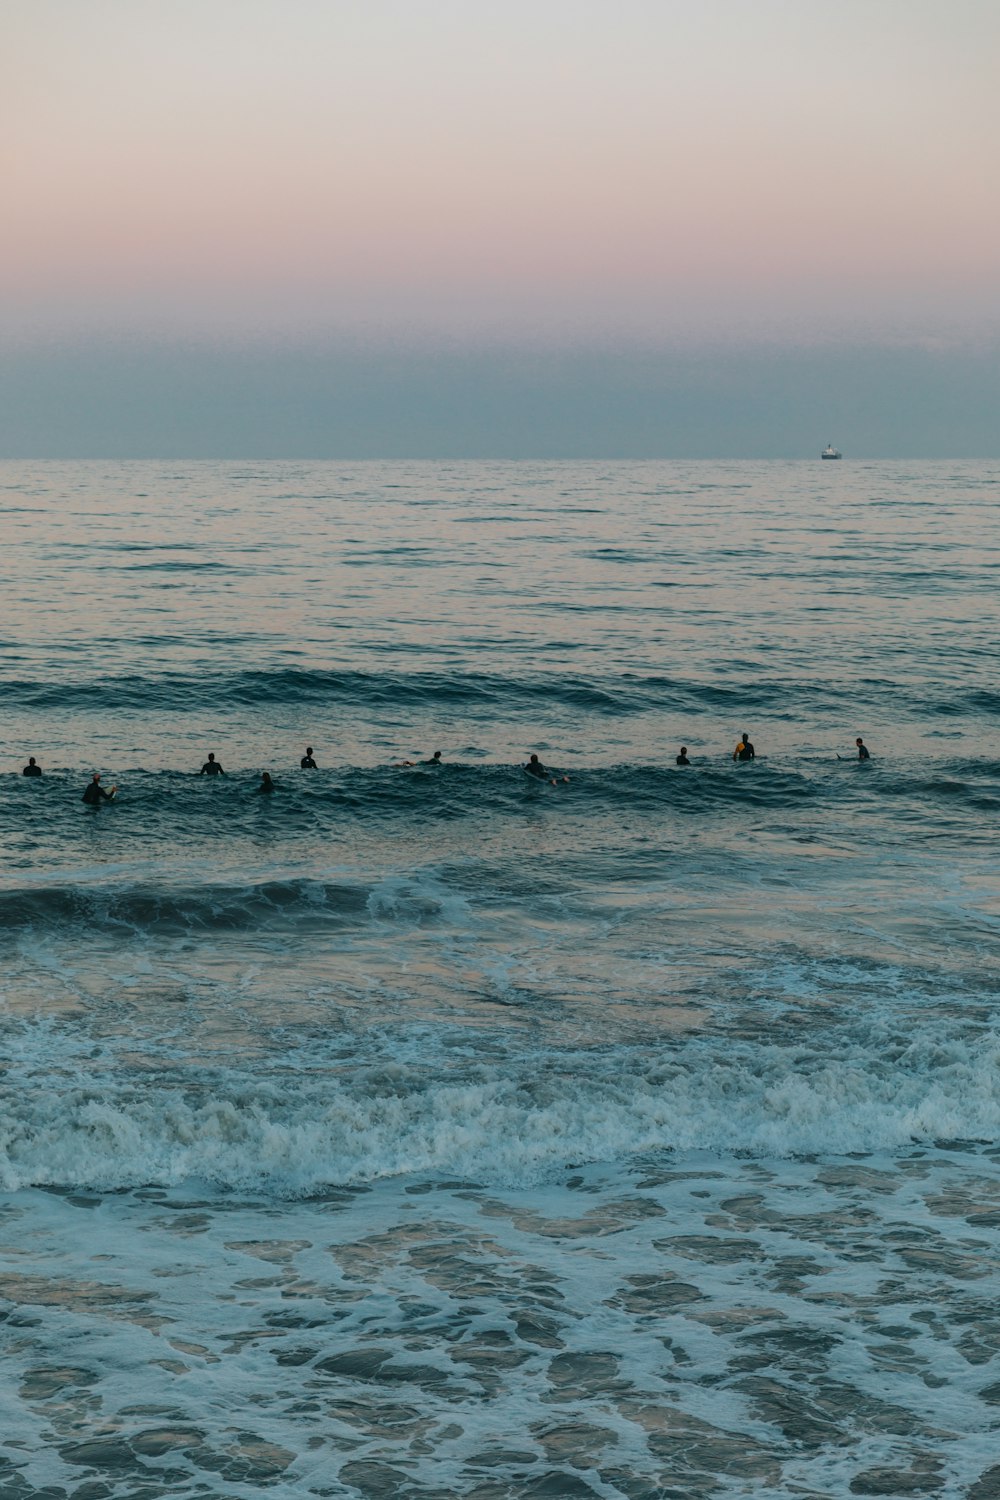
(0, 459, 998, 1498)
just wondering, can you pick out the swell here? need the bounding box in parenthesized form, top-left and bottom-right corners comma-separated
(0, 665, 909, 716)
(2, 762, 998, 878)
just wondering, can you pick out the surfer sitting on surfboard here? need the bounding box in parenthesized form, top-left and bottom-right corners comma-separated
(82, 773, 116, 805)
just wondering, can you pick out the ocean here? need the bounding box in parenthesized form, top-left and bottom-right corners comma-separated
(1, 459, 998, 1498)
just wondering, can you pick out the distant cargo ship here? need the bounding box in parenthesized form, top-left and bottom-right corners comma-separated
(821, 444, 842, 460)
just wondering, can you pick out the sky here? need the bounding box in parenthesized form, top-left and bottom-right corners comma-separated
(3, 0, 999, 457)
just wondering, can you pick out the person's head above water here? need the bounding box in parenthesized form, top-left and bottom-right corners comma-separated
(92, 773, 101, 782)
(856, 737, 865, 747)
(28, 757, 36, 766)
(680, 747, 687, 755)
(206, 753, 215, 762)
(529, 753, 540, 764)
(306, 747, 313, 756)
(430, 751, 441, 761)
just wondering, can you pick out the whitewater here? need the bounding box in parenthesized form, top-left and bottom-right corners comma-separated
(0, 459, 998, 1498)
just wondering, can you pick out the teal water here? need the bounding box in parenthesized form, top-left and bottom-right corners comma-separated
(1, 460, 998, 1498)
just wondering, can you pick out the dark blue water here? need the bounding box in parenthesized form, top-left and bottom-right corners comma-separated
(1, 460, 998, 1498)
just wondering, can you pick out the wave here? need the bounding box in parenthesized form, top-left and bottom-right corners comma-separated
(0, 874, 459, 938)
(1, 1027, 998, 1194)
(0, 879, 360, 936)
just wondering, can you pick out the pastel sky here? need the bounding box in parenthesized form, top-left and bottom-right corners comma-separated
(3, 0, 999, 454)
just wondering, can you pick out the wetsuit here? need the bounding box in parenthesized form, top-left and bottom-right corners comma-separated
(423, 754, 442, 766)
(301, 755, 317, 769)
(22, 763, 41, 777)
(82, 781, 113, 805)
(857, 744, 870, 760)
(525, 760, 549, 780)
(201, 760, 224, 775)
(735, 741, 755, 762)
(676, 754, 690, 766)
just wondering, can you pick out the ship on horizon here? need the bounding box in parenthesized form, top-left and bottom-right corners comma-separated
(821, 443, 842, 460)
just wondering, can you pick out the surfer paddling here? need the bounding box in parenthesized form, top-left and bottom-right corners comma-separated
(524, 753, 569, 786)
(394, 750, 444, 768)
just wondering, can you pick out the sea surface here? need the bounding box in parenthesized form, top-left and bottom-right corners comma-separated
(1, 459, 998, 1499)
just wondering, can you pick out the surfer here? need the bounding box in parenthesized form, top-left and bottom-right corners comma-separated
(675, 747, 690, 766)
(733, 732, 755, 762)
(837, 738, 872, 762)
(82, 773, 116, 805)
(200, 753, 224, 775)
(301, 747, 317, 768)
(22, 757, 42, 777)
(258, 771, 275, 793)
(525, 753, 569, 786)
(393, 750, 442, 768)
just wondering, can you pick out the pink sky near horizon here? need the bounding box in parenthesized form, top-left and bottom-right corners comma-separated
(4, 0, 999, 345)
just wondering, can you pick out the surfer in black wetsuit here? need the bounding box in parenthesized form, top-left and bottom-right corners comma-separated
(258, 771, 275, 793)
(82, 773, 116, 805)
(200, 753, 224, 775)
(855, 737, 871, 760)
(676, 747, 690, 766)
(524, 753, 569, 785)
(301, 747, 317, 768)
(22, 757, 42, 777)
(394, 750, 442, 767)
(733, 732, 755, 762)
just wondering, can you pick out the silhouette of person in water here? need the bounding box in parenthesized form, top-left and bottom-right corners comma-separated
(301, 747, 317, 769)
(394, 750, 442, 767)
(200, 753, 224, 775)
(524, 753, 569, 786)
(258, 771, 275, 793)
(733, 732, 755, 762)
(676, 747, 690, 765)
(82, 773, 116, 805)
(22, 757, 42, 777)
(855, 737, 871, 760)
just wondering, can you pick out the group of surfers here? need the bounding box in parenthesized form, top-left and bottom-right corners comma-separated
(19, 732, 872, 804)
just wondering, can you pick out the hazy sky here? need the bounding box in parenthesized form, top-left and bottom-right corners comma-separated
(3, 0, 998, 455)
